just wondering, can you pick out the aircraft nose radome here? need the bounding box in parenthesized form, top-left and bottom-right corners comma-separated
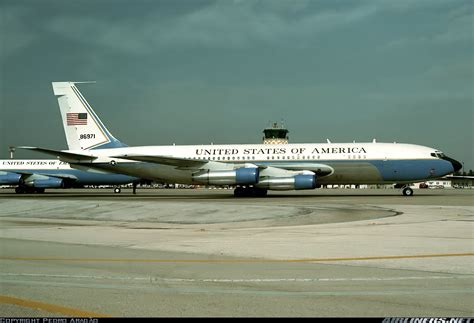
(442, 156, 463, 173)
(451, 158, 462, 173)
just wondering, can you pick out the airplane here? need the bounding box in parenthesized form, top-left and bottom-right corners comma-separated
(17, 81, 463, 197)
(0, 159, 140, 194)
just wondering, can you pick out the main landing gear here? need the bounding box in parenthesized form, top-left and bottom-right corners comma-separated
(132, 182, 137, 195)
(395, 183, 414, 196)
(15, 186, 45, 194)
(234, 186, 268, 197)
(402, 186, 414, 197)
(114, 183, 138, 194)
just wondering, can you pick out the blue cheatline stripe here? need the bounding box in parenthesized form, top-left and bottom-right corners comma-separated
(102, 158, 451, 183)
(368, 159, 453, 181)
(256, 159, 453, 182)
(71, 85, 127, 150)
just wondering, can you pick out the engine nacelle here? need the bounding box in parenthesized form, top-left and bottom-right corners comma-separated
(0, 172, 22, 185)
(256, 174, 317, 191)
(25, 178, 64, 188)
(192, 167, 259, 185)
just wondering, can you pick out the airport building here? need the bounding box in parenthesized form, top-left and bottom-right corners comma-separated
(262, 122, 289, 144)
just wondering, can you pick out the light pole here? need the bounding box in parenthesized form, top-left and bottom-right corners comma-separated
(8, 146, 15, 159)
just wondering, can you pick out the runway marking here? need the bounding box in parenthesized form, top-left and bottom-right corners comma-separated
(0, 295, 110, 317)
(0, 253, 472, 263)
(161, 275, 473, 283)
(1, 272, 472, 283)
(2, 281, 472, 298)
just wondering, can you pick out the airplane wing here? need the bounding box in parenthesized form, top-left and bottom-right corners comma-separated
(6, 170, 36, 176)
(9, 171, 79, 181)
(114, 155, 334, 176)
(112, 155, 209, 168)
(16, 146, 97, 162)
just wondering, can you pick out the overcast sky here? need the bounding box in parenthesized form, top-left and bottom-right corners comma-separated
(0, 0, 473, 169)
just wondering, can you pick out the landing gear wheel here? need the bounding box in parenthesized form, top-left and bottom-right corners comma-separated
(234, 187, 268, 197)
(114, 187, 121, 194)
(132, 182, 137, 195)
(253, 188, 268, 197)
(15, 187, 24, 194)
(234, 187, 244, 197)
(402, 187, 413, 196)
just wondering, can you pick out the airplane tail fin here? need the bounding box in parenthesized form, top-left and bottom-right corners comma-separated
(52, 82, 127, 150)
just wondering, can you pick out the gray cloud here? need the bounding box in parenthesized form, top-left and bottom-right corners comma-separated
(38, 0, 378, 54)
(0, 5, 37, 58)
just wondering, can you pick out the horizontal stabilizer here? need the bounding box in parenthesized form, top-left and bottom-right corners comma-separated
(16, 146, 97, 163)
(112, 154, 208, 168)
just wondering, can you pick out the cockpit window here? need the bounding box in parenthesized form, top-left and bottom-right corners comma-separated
(431, 152, 446, 158)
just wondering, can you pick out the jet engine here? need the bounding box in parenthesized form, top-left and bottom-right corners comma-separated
(25, 178, 64, 188)
(192, 167, 259, 185)
(256, 174, 317, 190)
(0, 172, 22, 185)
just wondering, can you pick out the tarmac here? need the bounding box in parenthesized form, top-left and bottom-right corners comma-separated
(0, 188, 472, 317)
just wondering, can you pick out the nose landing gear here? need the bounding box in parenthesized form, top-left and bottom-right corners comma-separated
(402, 186, 413, 196)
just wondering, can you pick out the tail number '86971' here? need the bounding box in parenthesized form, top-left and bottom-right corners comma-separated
(80, 134, 96, 140)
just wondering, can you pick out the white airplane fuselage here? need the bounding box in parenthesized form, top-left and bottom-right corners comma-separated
(67, 142, 457, 185)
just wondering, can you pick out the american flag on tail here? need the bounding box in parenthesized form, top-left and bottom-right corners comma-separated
(67, 113, 88, 126)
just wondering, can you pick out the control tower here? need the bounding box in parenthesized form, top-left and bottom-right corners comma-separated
(262, 122, 289, 144)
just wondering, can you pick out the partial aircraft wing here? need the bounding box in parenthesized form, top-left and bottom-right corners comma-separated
(111, 155, 209, 168)
(114, 154, 334, 176)
(16, 146, 97, 163)
(9, 170, 78, 181)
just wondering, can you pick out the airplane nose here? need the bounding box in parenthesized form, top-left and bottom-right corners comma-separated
(451, 159, 462, 172)
(443, 156, 462, 173)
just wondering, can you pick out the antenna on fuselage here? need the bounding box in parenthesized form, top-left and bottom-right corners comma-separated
(8, 146, 15, 159)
